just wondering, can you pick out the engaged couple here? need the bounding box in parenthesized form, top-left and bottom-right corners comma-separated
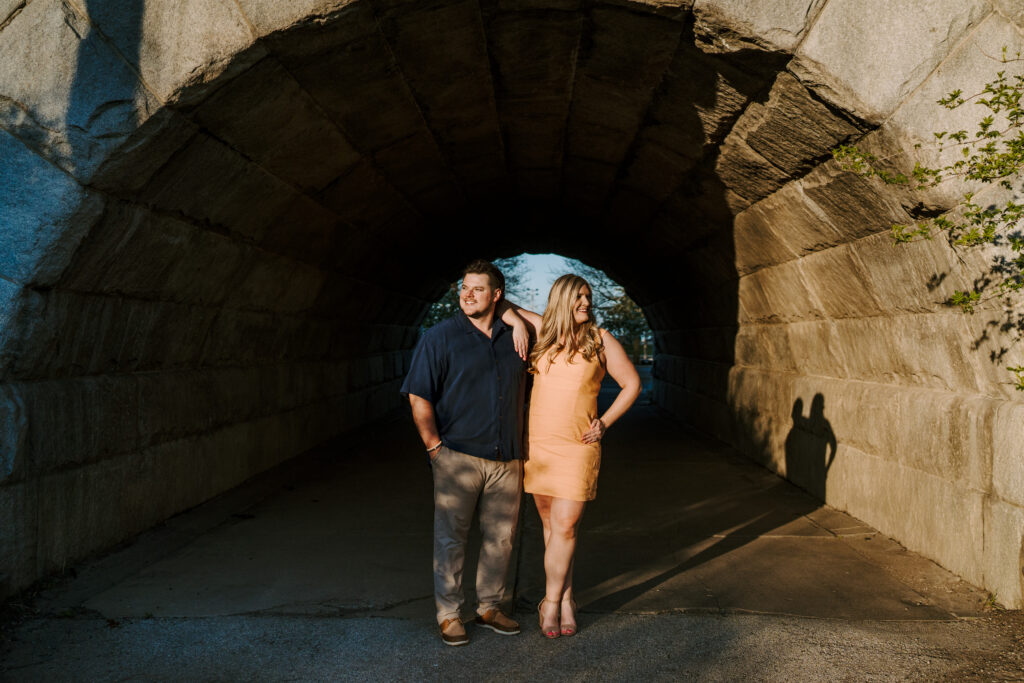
(401, 259, 642, 646)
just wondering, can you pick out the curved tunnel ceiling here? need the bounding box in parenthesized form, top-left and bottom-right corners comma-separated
(57, 0, 869, 337)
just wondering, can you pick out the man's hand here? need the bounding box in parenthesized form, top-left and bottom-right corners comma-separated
(409, 395, 442, 460)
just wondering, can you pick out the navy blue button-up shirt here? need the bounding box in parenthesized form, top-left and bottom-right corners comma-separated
(401, 313, 526, 461)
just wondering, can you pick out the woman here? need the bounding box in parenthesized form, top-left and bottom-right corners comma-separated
(510, 274, 641, 638)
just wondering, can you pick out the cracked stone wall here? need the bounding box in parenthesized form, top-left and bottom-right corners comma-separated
(1, 0, 1022, 607)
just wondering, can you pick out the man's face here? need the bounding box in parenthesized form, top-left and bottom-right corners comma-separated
(460, 273, 500, 319)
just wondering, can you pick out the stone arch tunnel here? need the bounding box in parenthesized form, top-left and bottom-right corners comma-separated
(1, 0, 1023, 608)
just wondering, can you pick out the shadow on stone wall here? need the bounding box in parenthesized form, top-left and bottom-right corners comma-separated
(784, 394, 837, 501)
(67, 0, 144, 177)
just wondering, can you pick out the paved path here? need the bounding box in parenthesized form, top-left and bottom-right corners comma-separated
(2, 404, 1022, 681)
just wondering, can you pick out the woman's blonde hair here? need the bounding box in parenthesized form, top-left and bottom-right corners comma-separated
(528, 274, 604, 373)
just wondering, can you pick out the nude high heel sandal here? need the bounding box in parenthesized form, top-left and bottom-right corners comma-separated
(538, 599, 560, 639)
(560, 598, 578, 637)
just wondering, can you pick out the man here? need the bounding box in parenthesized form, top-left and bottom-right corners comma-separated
(401, 259, 528, 646)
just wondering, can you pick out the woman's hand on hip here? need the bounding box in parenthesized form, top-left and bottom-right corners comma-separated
(581, 418, 606, 444)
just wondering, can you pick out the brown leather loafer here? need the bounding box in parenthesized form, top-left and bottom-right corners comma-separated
(474, 608, 520, 635)
(439, 617, 469, 646)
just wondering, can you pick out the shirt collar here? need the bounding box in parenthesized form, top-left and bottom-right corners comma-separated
(457, 311, 507, 337)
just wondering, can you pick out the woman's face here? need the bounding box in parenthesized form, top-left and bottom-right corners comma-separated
(572, 285, 592, 325)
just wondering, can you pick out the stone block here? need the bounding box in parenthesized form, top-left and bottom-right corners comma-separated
(368, 134, 464, 214)
(488, 8, 579, 170)
(797, 244, 885, 319)
(227, 252, 328, 313)
(13, 292, 220, 378)
(992, 401, 1024, 508)
(888, 14, 1024, 172)
(0, 382, 26, 484)
(959, 300, 1024, 400)
(160, 230, 252, 306)
(714, 136, 791, 203)
(139, 133, 296, 242)
(0, 130, 104, 286)
(82, 0, 261, 106)
(192, 57, 360, 193)
(0, 480, 38, 600)
(259, 196, 345, 268)
(19, 376, 139, 474)
(137, 368, 266, 447)
(846, 231, 970, 314)
(34, 459, 131, 573)
(565, 5, 680, 180)
(826, 441, 986, 587)
(267, 4, 447, 187)
(349, 358, 371, 390)
(736, 181, 844, 272)
(792, 0, 990, 122)
(831, 314, 980, 393)
(734, 323, 795, 372)
(677, 231, 738, 286)
(782, 320, 848, 379)
(799, 159, 914, 243)
(59, 202, 197, 299)
(737, 260, 822, 323)
(728, 365, 795, 465)
(562, 157, 617, 212)
(235, 0, 352, 37)
(992, 0, 1024, 28)
(733, 203, 799, 276)
(197, 308, 284, 366)
(653, 44, 757, 152)
(693, 0, 824, 53)
(983, 498, 1024, 609)
(91, 109, 198, 193)
(374, 0, 505, 192)
(740, 71, 865, 177)
(318, 161, 416, 231)
(0, 0, 157, 181)
(821, 380, 994, 491)
(0, 278, 36, 375)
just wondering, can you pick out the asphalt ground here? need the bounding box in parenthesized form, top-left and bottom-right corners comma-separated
(2, 385, 1022, 681)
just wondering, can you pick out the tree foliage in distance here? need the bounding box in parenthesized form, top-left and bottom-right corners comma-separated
(832, 47, 1024, 391)
(421, 255, 528, 328)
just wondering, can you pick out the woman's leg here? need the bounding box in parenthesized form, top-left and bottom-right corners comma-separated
(532, 494, 559, 635)
(544, 497, 585, 624)
(533, 494, 553, 547)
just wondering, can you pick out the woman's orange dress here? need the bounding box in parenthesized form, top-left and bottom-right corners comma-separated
(523, 351, 606, 501)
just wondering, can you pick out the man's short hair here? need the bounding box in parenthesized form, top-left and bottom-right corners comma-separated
(462, 259, 505, 295)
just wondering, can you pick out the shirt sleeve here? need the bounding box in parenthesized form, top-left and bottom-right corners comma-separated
(400, 327, 445, 403)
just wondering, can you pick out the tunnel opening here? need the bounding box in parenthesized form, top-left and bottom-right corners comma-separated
(2, 0, 1023, 608)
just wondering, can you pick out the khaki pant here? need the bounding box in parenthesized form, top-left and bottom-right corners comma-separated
(431, 446, 523, 625)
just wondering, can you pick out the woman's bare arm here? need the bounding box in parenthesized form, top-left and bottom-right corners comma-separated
(503, 300, 543, 333)
(581, 329, 642, 443)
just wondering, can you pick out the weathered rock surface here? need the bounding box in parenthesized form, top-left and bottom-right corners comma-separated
(792, 0, 992, 123)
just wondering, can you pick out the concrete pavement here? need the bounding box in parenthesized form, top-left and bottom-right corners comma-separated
(2, 403, 1022, 681)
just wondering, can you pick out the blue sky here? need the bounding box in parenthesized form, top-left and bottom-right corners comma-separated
(510, 252, 597, 312)
(514, 252, 565, 310)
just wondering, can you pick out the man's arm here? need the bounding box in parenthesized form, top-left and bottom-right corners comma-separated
(409, 394, 443, 459)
